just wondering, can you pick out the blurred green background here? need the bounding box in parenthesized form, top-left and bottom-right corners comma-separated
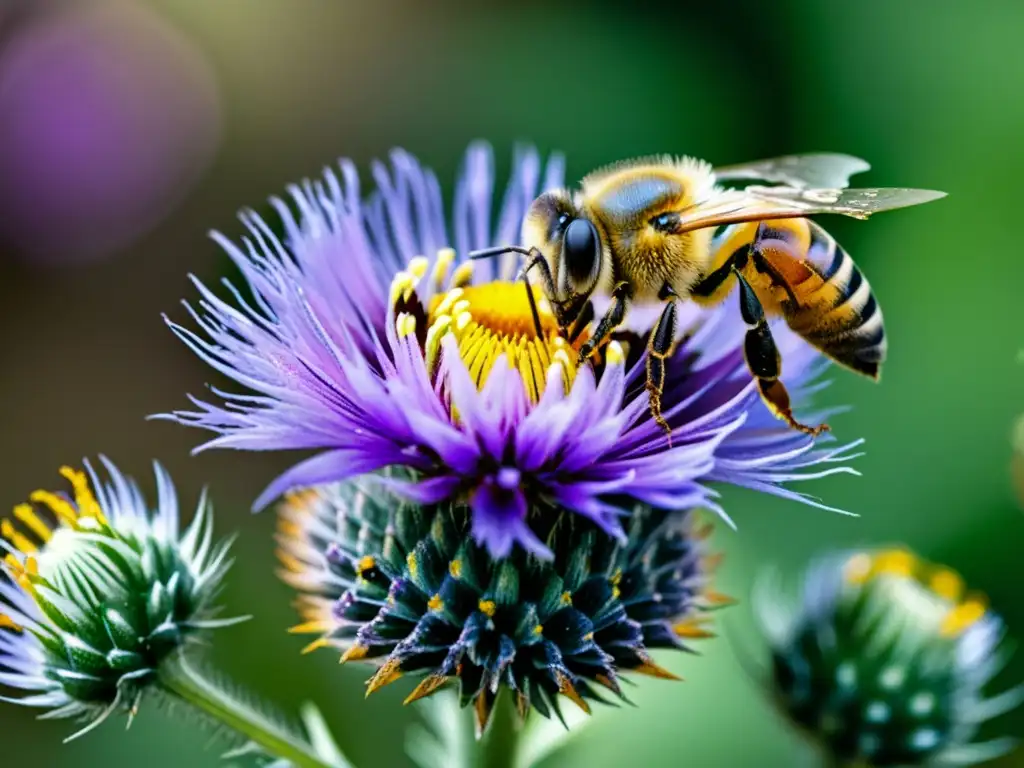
(1, 0, 1021, 765)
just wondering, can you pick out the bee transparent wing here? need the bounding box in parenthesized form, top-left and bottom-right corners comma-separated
(714, 153, 871, 189)
(676, 186, 947, 232)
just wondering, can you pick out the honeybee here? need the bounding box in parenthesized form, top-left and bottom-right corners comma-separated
(471, 153, 945, 436)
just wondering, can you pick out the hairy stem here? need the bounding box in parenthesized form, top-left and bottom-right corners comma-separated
(157, 660, 334, 768)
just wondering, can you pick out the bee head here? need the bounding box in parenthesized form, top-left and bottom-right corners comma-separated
(522, 190, 603, 299)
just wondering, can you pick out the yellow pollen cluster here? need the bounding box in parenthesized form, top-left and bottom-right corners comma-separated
(427, 281, 581, 403)
(843, 548, 987, 638)
(389, 251, 605, 404)
(0, 467, 111, 631)
(356, 555, 377, 578)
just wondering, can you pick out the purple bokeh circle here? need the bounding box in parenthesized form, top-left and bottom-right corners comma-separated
(0, 1, 222, 265)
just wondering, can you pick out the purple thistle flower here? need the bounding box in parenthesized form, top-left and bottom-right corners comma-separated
(158, 142, 862, 558)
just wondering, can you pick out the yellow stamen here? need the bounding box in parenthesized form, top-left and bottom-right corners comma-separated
(929, 569, 964, 601)
(478, 599, 497, 617)
(1, 520, 37, 554)
(13, 504, 52, 543)
(389, 271, 417, 306)
(450, 262, 474, 289)
(2, 554, 37, 591)
(430, 249, 455, 292)
(552, 349, 572, 387)
(605, 340, 625, 366)
(0, 614, 22, 632)
(560, 591, 573, 607)
(940, 599, 986, 638)
(3, 553, 24, 576)
(533, 624, 544, 636)
(428, 594, 444, 612)
(356, 555, 376, 577)
(407, 256, 429, 280)
(609, 569, 623, 599)
(406, 552, 418, 580)
(424, 314, 452, 375)
(396, 312, 417, 339)
(432, 288, 463, 318)
(60, 467, 106, 525)
(873, 549, 916, 578)
(28, 491, 78, 529)
(448, 559, 462, 579)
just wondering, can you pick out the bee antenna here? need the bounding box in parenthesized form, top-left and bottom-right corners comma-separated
(468, 245, 533, 261)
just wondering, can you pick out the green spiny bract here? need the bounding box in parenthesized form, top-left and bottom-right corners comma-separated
(278, 480, 727, 735)
(0, 461, 240, 739)
(755, 549, 1022, 767)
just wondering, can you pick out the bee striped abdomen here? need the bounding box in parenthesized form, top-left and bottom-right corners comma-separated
(782, 221, 886, 379)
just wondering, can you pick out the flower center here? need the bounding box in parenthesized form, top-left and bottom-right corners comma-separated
(391, 252, 593, 403)
(426, 281, 584, 402)
(843, 549, 987, 639)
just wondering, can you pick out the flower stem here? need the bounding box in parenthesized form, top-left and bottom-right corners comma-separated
(477, 692, 519, 768)
(157, 660, 335, 768)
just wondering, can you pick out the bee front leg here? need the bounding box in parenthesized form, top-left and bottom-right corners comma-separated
(646, 296, 678, 440)
(734, 270, 829, 437)
(577, 282, 631, 365)
(519, 269, 545, 339)
(567, 299, 595, 344)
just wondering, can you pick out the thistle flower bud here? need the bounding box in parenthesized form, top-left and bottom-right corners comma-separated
(754, 548, 1022, 767)
(277, 479, 728, 735)
(0, 459, 240, 740)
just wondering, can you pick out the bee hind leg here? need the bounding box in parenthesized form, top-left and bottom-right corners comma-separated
(733, 269, 829, 437)
(646, 296, 678, 442)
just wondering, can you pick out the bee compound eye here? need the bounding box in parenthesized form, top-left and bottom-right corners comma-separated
(651, 212, 679, 232)
(562, 218, 600, 289)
